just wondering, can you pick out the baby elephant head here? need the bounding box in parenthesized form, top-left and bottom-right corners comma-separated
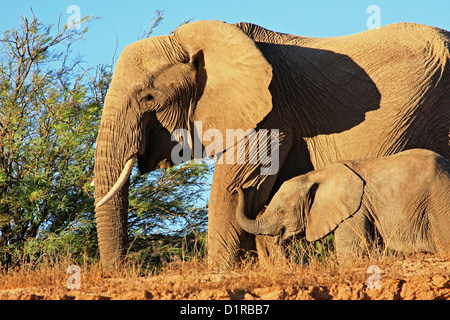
(236, 163, 365, 241)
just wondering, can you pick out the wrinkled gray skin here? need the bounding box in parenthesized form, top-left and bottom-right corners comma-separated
(236, 149, 450, 262)
(94, 20, 450, 269)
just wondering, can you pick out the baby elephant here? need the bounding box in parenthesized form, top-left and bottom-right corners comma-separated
(236, 149, 450, 262)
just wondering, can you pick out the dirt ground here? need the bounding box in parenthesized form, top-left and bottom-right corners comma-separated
(0, 254, 448, 300)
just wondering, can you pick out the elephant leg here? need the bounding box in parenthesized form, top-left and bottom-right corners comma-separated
(334, 212, 375, 263)
(207, 164, 256, 269)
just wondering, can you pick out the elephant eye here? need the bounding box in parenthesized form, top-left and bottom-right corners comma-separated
(141, 94, 154, 102)
(277, 208, 285, 217)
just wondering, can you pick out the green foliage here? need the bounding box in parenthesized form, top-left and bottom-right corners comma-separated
(22, 217, 99, 267)
(0, 12, 106, 267)
(128, 161, 211, 237)
(125, 160, 211, 270)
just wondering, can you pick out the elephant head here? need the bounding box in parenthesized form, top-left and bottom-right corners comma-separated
(236, 163, 365, 241)
(94, 21, 273, 268)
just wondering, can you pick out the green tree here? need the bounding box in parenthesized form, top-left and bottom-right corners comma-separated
(129, 162, 210, 237)
(0, 12, 106, 266)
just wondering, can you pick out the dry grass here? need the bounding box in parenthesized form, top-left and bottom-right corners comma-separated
(0, 241, 448, 300)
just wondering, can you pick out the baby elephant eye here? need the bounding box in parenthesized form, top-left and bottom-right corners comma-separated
(276, 208, 285, 217)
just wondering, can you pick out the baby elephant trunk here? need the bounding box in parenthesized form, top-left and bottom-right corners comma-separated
(235, 188, 276, 235)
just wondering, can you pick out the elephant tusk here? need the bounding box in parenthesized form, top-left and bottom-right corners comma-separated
(96, 156, 136, 208)
(90, 179, 95, 187)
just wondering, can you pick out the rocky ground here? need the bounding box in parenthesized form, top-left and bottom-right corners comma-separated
(0, 254, 448, 300)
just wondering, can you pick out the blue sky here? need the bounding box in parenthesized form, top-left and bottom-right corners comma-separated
(2, 1, 450, 67)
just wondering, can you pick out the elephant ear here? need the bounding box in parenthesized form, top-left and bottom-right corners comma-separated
(174, 20, 273, 144)
(304, 163, 365, 241)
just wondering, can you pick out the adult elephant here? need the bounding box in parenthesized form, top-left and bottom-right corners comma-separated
(94, 20, 450, 269)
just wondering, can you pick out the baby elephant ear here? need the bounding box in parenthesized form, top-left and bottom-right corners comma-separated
(305, 163, 365, 241)
(173, 20, 273, 141)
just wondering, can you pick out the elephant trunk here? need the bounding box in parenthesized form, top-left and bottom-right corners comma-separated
(235, 188, 277, 235)
(94, 98, 136, 269)
(94, 187, 129, 269)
